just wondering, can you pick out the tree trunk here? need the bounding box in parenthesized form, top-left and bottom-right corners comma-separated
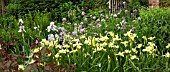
(1, 0, 5, 15)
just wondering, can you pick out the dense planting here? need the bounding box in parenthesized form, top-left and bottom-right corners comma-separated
(0, 1, 170, 72)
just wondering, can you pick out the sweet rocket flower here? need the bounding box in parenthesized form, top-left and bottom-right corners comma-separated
(120, 26, 126, 30)
(79, 25, 82, 29)
(81, 11, 85, 15)
(96, 18, 100, 22)
(18, 25, 26, 32)
(120, 20, 125, 25)
(80, 28, 85, 33)
(62, 18, 66, 22)
(88, 24, 92, 26)
(90, 15, 92, 17)
(60, 32, 64, 36)
(84, 18, 88, 21)
(80, 22, 84, 25)
(96, 24, 102, 28)
(138, 17, 141, 20)
(57, 27, 62, 30)
(131, 27, 136, 33)
(19, 19, 23, 23)
(93, 16, 96, 20)
(133, 9, 137, 12)
(105, 16, 109, 19)
(35, 38, 39, 44)
(72, 31, 77, 36)
(74, 23, 77, 27)
(92, 26, 96, 29)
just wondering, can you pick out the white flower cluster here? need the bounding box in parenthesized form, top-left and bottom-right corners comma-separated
(46, 22, 57, 32)
(18, 19, 26, 32)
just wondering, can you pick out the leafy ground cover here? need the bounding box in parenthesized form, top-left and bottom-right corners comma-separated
(0, 1, 170, 72)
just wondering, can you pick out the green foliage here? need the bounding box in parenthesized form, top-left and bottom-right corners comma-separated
(160, 0, 170, 7)
(138, 7, 170, 48)
(4, 0, 108, 22)
(1, 0, 170, 71)
(128, 0, 148, 8)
